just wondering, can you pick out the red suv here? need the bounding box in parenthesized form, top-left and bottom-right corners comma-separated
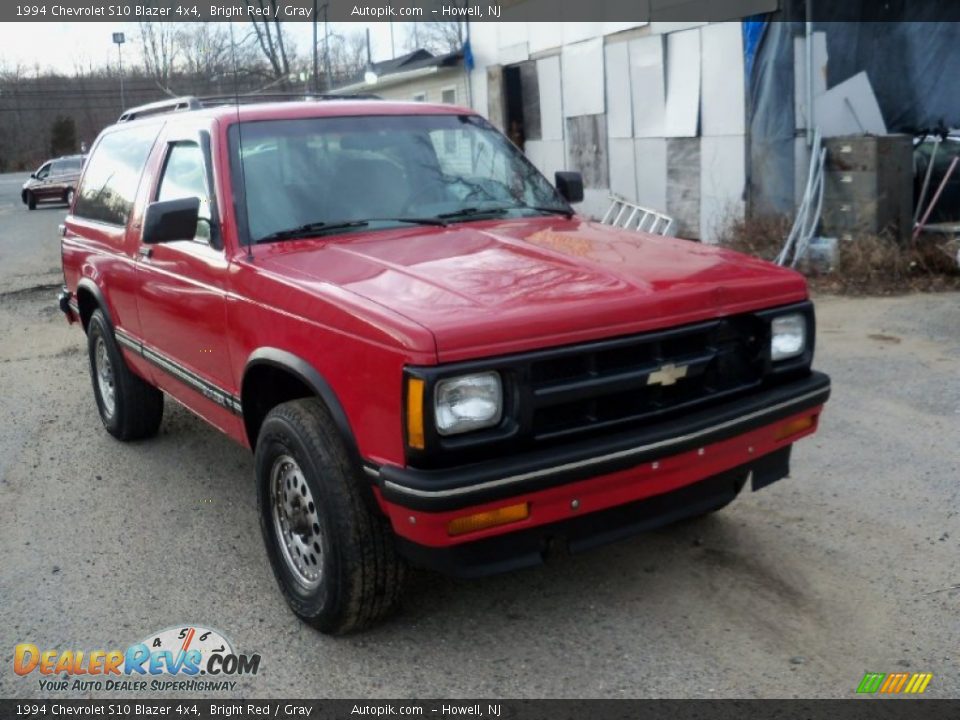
(59, 96, 830, 634)
(22, 154, 85, 209)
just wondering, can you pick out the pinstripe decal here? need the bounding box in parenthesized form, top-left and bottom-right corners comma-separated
(113, 327, 242, 415)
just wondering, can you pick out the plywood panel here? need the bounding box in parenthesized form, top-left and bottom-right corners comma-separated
(563, 22, 603, 46)
(499, 42, 529, 66)
(498, 22, 528, 49)
(566, 114, 609, 189)
(701, 22, 745, 136)
(667, 138, 700, 239)
(562, 38, 605, 117)
(605, 41, 633, 139)
(528, 22, 561, 55)
(629, 35, 666, 138)
(609, 138, 638, 200)
(579, 188, 613, 221)
(525, 140, 567, 184)
(486, 65, 505, 131)
(664, 28, 701, 138)
(537, 56, 564, 140)
(700, 135, 745, 243)
(634, 138, 668, 213)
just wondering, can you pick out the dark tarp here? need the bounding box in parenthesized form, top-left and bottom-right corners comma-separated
(747, 6, 960, 215)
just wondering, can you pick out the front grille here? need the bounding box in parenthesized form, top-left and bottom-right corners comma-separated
(525, 315, 767, 442)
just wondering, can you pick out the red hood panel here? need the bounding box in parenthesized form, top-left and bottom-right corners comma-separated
(258, 218, 808, 362)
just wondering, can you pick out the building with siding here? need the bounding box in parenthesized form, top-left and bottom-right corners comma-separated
(464, 18, 772, 242)
(338, 49, 469, 107)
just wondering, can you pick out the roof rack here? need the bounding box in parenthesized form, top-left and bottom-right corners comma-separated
(118, 97, 201, 122)
(117, 92, 382, 122)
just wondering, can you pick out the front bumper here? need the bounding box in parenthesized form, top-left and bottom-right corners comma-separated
(58, 286, 79, 324)
(396, 453, 781, 578)
(369, 372, 830, 575)
(369, 372, 830, 512)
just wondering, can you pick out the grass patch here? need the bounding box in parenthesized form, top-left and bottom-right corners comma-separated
(717, 214, 960, 295)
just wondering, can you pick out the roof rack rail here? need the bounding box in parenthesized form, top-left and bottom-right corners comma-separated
(116, 92, 382, 123)
(118, 96, 200, 123)
(194, 92, 382, 107)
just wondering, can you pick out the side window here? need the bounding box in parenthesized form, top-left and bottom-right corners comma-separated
(74, 125, 159, 226)
(49, 162, 64, 176)
(156, 142, 211, 244)
(36, 163, 51, 180)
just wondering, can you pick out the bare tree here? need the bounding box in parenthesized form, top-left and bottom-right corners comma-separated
(249, 1, 293, 83)
(403, 21, 463, 55)
(324, 30, 368, 84)
(178, 24, 231, 80)
(138, 22, 179, 91)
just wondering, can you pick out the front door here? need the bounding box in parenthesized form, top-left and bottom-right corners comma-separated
(134, 128, 240, 435)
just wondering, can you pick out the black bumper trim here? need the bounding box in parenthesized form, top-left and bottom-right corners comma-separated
(373, 372, 829, 512)
(396, 452, 789, 578)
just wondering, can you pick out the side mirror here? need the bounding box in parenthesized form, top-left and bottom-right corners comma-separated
(142, 197, 199, 245)
(555, 171, 584, 203)
(30, 173, 37, 179)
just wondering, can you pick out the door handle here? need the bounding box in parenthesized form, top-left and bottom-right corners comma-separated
(138, 246, 152, 259)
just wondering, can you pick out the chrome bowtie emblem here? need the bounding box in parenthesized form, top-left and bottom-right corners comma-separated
(647, 362, 689, 387)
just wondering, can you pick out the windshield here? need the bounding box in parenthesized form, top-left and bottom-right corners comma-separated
(231, 114, 570, 243)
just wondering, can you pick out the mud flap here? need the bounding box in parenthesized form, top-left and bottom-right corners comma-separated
(750, 446, 792, 491)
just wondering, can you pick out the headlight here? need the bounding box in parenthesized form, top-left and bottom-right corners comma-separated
(434, 372, 503, 436)
(771, 314, 807, 361)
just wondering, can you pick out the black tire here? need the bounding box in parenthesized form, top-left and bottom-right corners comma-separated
(87, 309, 164, 441)
(255, 398, 406, 634)
(27, 192, 36, 210)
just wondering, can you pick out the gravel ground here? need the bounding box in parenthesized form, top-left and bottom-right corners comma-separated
(0, 172, 956, 699)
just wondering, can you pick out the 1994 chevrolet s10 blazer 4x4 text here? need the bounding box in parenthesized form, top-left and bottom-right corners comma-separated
(58, 96, 831, 634)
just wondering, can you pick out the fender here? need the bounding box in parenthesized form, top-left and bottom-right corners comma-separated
(242, 348, 360, 463)
(75, 277, 114, 330)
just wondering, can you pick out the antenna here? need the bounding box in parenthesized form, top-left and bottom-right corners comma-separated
(229, 22, 254, 262)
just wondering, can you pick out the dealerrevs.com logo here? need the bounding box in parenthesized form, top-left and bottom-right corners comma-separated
(14, 625, 261, 692)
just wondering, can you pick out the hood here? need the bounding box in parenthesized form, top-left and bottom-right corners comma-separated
(258, 217, 808, 362)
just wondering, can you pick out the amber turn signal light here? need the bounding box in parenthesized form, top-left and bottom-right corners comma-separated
(774, 414, 816, 441)
(447, 502, 530, 537)
(406, 378, 425, 450)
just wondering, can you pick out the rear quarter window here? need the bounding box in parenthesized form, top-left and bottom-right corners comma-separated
(74, 125, 160, 226)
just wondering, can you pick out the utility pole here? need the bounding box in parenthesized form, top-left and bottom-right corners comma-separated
(112, 32, 126, 110)
(312, 0, 318, 92)
(323, 4, 332, 91)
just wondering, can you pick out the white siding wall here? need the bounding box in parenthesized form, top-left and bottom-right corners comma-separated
(374, 70, 470, 107)
(468, 20, 748, 242)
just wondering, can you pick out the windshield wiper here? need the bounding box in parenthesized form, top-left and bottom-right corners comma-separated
(255, 217, 447, 244)
(256, 221, 369, 243)
(435, 206, 512, 222)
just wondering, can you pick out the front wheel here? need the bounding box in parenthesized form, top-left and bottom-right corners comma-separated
(255, 398, 406, 634)
(65, 188, 75, 207)
(27, 192, 36, 210)
(87, 309, 164, 440)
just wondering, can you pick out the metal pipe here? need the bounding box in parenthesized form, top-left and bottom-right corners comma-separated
(914, 136, 941, 224)
(805, 10, 814, 146)
(914, 155, 959, 241)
